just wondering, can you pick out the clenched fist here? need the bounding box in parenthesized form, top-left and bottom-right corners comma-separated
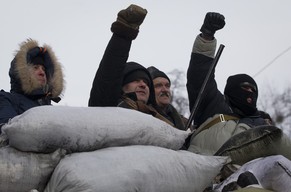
(111, 4, 147, 40)
(200, 12, 225, 37)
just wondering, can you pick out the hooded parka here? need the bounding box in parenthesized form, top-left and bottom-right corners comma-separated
(0, 39, 64, 130)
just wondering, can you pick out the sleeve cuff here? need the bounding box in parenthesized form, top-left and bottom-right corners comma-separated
(192, 34, 217, 58)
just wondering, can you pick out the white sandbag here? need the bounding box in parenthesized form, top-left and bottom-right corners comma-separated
(44, 145, 229, 192)
(214, 155, 291, 192)
(0, 146, 65, 192)
(3, 106, 189, 153)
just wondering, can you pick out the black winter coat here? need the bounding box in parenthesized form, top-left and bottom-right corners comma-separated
(187, 52, 267, 128)
(88, 35, 189, 130)
(88, 34, 156, 107)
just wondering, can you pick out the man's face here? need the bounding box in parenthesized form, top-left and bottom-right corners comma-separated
(122, 79, 150, 104)
(153, 77, 171, 108)
(240, 82, 257, 104)
(30, 64, 47, 86)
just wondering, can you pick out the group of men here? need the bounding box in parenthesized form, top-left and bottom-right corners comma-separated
(0, 5, 272, 146)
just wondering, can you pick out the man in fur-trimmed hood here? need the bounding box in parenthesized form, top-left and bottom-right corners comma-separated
(0, 39, 64, 130)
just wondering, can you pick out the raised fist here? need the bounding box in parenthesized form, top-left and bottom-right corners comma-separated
(200, 12, 225, 37)
(117, 4, 147, 29)
(111, 4, 147, 40)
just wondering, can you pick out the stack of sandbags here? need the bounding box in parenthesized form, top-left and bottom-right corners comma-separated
(0, 146, 65, 192)
(44, 145, 230, 192)
(2, 106, 189, 153)
(0, 106, 191, 191)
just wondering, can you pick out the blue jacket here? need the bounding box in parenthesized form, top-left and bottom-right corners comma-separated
(0, 91, 51, 127)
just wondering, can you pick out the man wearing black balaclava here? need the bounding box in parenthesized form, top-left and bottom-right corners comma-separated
(185, 12, 272, 154)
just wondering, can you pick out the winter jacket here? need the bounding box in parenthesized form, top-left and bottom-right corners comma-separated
(88, 34, 155, 107)
(186, 35, 269, 154)
(0, 39, 64, 130)
(88, 34, 178, 127)
(187, 35, 267, 128)
(155, 104, 187, 131)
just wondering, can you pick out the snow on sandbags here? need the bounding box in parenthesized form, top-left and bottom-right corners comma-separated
(213, 155, 291, 192)
(214, 125, 291, 165)
(44, 145, 230, 192)
(2, 106, 189, 153)
(0, 146, 65, 192)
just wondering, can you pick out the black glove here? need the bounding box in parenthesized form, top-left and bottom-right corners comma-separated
(200, 12, 225, 37)
(111, 4, 147, 40)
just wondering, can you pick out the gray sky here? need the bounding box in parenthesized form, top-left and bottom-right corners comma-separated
(1, 0, 291, 107)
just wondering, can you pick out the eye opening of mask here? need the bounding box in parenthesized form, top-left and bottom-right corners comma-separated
(240, 82, 257, 92)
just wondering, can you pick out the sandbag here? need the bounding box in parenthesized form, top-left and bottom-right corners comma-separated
(214, 125, 291, 165)
(213, 155, 291, 192)
(44, 145, 230, 192)
(0, 146, 65, 192)
(3, 106, 189, 153)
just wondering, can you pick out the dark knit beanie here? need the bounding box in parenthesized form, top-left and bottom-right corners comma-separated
(122, 70, 151, 86)
(147, 66, 171, 84)
(31, 55, 45, 66)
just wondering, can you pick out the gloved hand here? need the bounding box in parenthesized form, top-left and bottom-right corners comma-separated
(200, 12, 225, 38)
(111, 4, 147, 40)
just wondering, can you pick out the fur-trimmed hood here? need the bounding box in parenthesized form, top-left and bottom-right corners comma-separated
(9, 39, 64, 102)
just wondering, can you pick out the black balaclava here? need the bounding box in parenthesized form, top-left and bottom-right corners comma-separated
(224, 74, 258, 116)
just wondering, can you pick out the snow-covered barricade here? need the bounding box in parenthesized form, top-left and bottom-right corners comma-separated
(0, 146, 65, 192)
(213, 155, 291, 192)
(2, 106, 189, 153)
(44, 145, 230, 192)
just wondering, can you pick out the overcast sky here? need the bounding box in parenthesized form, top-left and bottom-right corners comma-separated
(1, 0, 290, 107)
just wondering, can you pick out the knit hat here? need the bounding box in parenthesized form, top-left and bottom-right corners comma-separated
(122, 70, 151, 86)
(147, 66, 171, 84)
(31, 55, 45, 66)
(224, 74, 258, 115)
